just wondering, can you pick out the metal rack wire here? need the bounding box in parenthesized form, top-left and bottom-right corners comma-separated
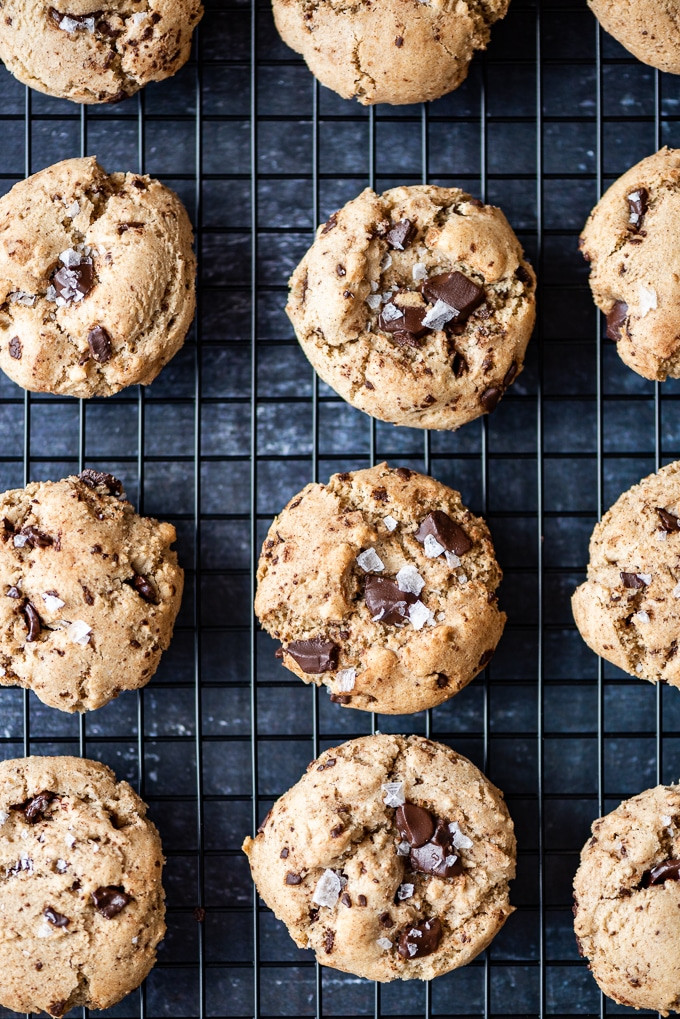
(1, 0, 679, 1016)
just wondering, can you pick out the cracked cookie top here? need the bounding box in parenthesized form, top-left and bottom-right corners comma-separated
(572, 461, 680, 688)
(0, 755, 165, 1017)
(255, 463, 506, 715)
(580, 147, 680, 381)
(0, 470, 183, 712)
(574, 785, 680, 1014)
(243, 733, 516, 983)
(588, 0, 680, 77)
(273, 0, 510, 105)
(0, 156, 196, 397)
(287, 185, 536, 431)
(0, 0, 203, 103)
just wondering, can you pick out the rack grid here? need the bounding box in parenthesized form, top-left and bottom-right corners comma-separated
(1, 0, 680, 1016)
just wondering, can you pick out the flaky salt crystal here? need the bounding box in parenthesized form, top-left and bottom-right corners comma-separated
(635, 663, 643, 673)
(65, 201, 80, 219)
(366, 294, 382, 311)
(662, 815, 673, 827)
(422, 299, 456, 330)
(635, 611, 650, 624)
(396, 565, 425, 596)
(65, 833, 76, 848)
(458, 573, 469, 585)
(445, 550, 461, 569)
(376, 937, 392, 950)
(45, 285, 57, 303)
(0, 667, 6, 677)
(336, 668, 355, 692)
(380, 253, 393, 271)
(382, 781, 405, 808)
(36, 924, 52, 938)
(408, 600, 434, 630)
(67, 620, 91, 645)
(131, 11, 147, 24)
(637, 573, 652, 585)
(638, 284, 657, 317)
(55, 859, 68, 873)
(42, 592, 65, 612)
(381, 302, 403, 323)
(312, 869, 342, 908)
(9, 291, 36, 307)
(59, 248, 81, 268)
(423, 533, 445, 558)
(673, 582, 680, 599)
(0, 811, 8, 825)
(412, 262, 427, 281)
(397, 883, 414, 900)
(445, 855, 458, 867)
(449, 821, 473, 850)
(383, 515, 398, 532)
(396, 840, 410, 856)
(13, 534, 28, 548)
(356, 548, 384, 573)
(409, 928, 422, 938)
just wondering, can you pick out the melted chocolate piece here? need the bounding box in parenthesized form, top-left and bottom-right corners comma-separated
(17, 790, 55, 823)
(285, 872, 302, 885)
(606, 301, 628, 342)
(410, 819, 463, 878)
(18, 526, 53, 548)
(396, 802, 435, 848)
(397, 917, 443, 959)
(378, 301, 429, 338)
(657, 508, 680, 533)
(78, 469, 123, 496)
(627, 188, 648, 231)
(480, 386, 503, 413)
(415, 510, 472, 556)
(364, 575, 416, 625)
(620, 572, 646, 589)
(286, 638, 339, 674)
(421, 271, 484, 321)
(642, 858, 680, 886)
(44, 906, 69, 928)
(52, 260, 94, 303)
(8, 336, 21, 359)
(91, 885, 131, 918)
(132, 574, 158, 604)
(24, 601, 42, 642)
(385, 219, 417, 250)
(87, 325, 112, 364)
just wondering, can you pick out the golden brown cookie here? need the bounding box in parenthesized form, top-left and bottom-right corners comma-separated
(0, 755, 165, 1018)
(588, 0, 680, 76)
(0, 156, 196, 397)
(255, 463, 505, 715)
(244, 734, 516, 983)
(287, 185, 536, 430)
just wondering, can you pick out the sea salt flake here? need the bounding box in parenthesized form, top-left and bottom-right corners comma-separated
(396, 564, 425, 596)
(673, 581, 680, 599)
(13, 534, 28, 548)
(637, 573, 652, 585)
(131, 11, 147, 24)
(445, 550, 461, 569)
(372, 609, 385, 622)
(59, 248, 81, 268)
(58, 15, 81, 32)
(45, 285, 57, 303)
(423, 533, 445, 558)
(366, 293, 382, 311)
(458, 573, 469, 585)
(397, 883, 414, 900)
(9, 291, 36, 307)
(382, 781, 405, 808)
(445, 854, 458, 867)
(383, 515, 398, 532)
(0, 667, 6, 677)
(36, 923, 52, 938)
(409, 928, 423, 938)
(312, 869, 342, 908)
(422, 299, 456, 330)
(336, 668, 356, 693)
(407, 942, 418, 956)
(65, 833, 76, 848)
(449, 822, 473, 850)
(132, 936, 139, 944)
(0, 811, 8, 826)
(635, 610, 650, 624)
(42, 592, 65, 612)
(639, 284, 657, 317)
(376, 937, 392, 950)
(65, 201, 80, 219)
(55, 859, 68, 873)
(396, 840, 410, 856)
(67, 620, 91, 645)
(380, 253, 393, 271)
(408, 600, 434, 630)
(658, 530, 668, 542)
(412, 262, 427, 281)
(381, 302, 403, 323)
(635, 663, 644, 673)
(356, 548, 384, 573)
(662, 815, 673, 826)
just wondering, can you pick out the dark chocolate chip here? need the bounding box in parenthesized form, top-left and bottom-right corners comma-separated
(257, 809, 272, 834)
(336, 264, 346, 276)
(8, 336, 21, 359)
(117, 222, 144, 234)
(378, 300, 429, 338)
(627, 187, 648, 231)
(52, 260, 94, 303)
(620, 572, 646, 589)
(324, 929, 335, 954)
(317, 757, 337, 771)
(410, 819, 463, 879)
(17, 790, 55, 823)
(379, 911, 394, 928)
(357, 894, 367, 906)
(321, 212, 338, 234)
(503, 361, 518, 388)
(452, 351, 468, 378)
(48, 1001, 68, 1018)
(285, 872, 302, 885)
(280, 848, 289, 859)
(18, 525, 53, 549)
(436, 673, 449, 688)
(395, 35, 403, 46)
(91, 885, 132, 918)
(364, 575, 417, 625)
(391, 330, 424, 349)
(396, 802, 435, 848)
(421, 271, 484, 321)
(480, 386, 503, 413)
(132, 574, 158, 604)
(515, 265, 532, 285)
(7, 586, 20, 598)
(78, 469, 123, 496)
(24, 601, 42, 642)
(329, 693, 351, 704)
(657, 508, 680, 533)
(286, 637, 339, 674)
(606, 301, 628, 342)
(44, 906, 69, 928)
(397, 917, 442, 959)
(395, 467, 412, 480)
(478, 648, 495, 668)
(330, 824, 344, 838)
(385, 219, 417, 250)
(643, 858, 680, 886)
(87, 325, 113, 364)
(415, 510, 472, 556)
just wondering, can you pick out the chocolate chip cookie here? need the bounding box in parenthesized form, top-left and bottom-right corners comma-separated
(0, 469, 183, 712)
(0, 0, 203, 104)
(580, 147, 680, 381)
(287, 185, 536, 430)
(255, 462, 505, 715)
(273, 0, 510, 105)
(588, 0, 680, 76)
(572, 461, 680, 688)
(243, 734, 516, 982)
(0, 755, 165, 1018)
(0, 156, 196, 397)
(574, 785, 680, 1013)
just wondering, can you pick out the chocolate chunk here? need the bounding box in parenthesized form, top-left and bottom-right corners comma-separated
(18, 790, 55, 823)
(7, 586, 20, 598)
(91, 885, 132, 918)
(436, 673, 449, 688)
(478, 648, 494, 669)
(285, 872, 302, 885)
(132, 573, 158, 604)
(78, 468, 123, 496)
(280, 848, 289, 858)
(657, 508, 680, 533)
(330, 824, 344, 838)
(24, 601, 42, 642)
(321, 212, 338, 234)
(44, 906, 69, 928)
(336, 264, 346, 276)
(515, 265, 532, 285)
(117, 222, 144, 234)
(19, 525, 53, 548)
(52, 260, 94, 303)
(395, 467, 412, 480)
(329, 693, 351, 704)
(452, 351, 468, 378)
(396, 802, 435, 848)
(357, 894, 367, 906)
(480, 386, 503, 412)
(8, 336, 21, 359)
(503, 361, 518, 387)
(410, 819, 463, 878)
(606, 301, 628, 342)
(391, 330, 424, 349)
(317, 758, 336, 771)
(364, 575, 416, 625)
(643, 858, 680, 886)
(378, 301, 429, 339)
(341, 892, 352, 907)
(621, 572, 646, 589)
(415, 510, 472, 556)
(48, 7, 93, 28)
(324, 929, 335, 954)
(397, 917, 442, 959)
(421, 271, 484, 321)
(256, 808, 272, 834)
(48, 1002, 68, 1018)
(286, 637, 338, 674)
(379, 911, 394, 928)
(87, 325, 112, 364)
(385, 219, 417, 250)
(627, 188, 648, 231)
(395, 35, 403, 46)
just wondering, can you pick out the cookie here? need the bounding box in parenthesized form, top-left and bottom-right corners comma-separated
(0, 156, 196, 397)
(572, 461, 680, 688)
(0, 469, 183, 712)
(588, 0, 680, 76)
(255, 462, 505, 715)
(0, 755, 165, 1018)
(580, 147, 680, 381)
(574, 785, 680, 1014)
(287, 185, 536, 430)
(273, 0, 510, 105)
(243, 733, 516, 982)
(0, 0, 203, 104)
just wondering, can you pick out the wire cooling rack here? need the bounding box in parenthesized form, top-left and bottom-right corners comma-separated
(1, 0, 680, 1016)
